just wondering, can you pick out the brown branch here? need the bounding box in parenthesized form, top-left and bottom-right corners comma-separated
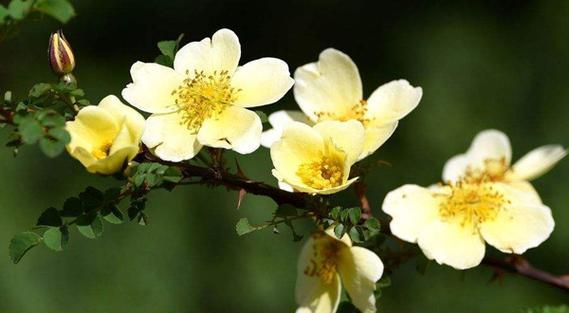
(483, 255, 569, 291)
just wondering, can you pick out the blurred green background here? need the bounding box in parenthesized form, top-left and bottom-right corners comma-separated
(0, 0, 568, 312)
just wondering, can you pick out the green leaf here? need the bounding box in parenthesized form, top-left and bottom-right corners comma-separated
(33, 0, 75, 23)
(334, 223, 346, 238)
(43, 226, 69, 251)
(154, 54, 171, 66)
(28, 83, 52, 97)
(363, 217, 381, 232)
(329, 206, 341, 220)
(347, 207, 361, 225)
(9, 231, 42, 264)
(377, 275, 391, 288)
(235, 218, 258, 236)
(7, 0, 33, 20)
(61, 197, 82, 217)
(18, 116, 43, 144)
(102, 206, 123, 224)
(76, 214, 104, 239)
(39, 137, 65, 157)
(0, 5, 9, 22)
(36, 207, 62, 227)
(255, 110, 268, 123)
(348, 226, 364, 243)
(79, 187, 104, 210)
(157, 40, 177, 60)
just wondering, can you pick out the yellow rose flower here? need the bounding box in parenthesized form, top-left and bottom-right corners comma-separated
(121, 28, 294, 162)
(270, 120, 365, 195)
(296, 229, 384, 313)
(442, 129, 567, 200)
(263, 48, 422, 160)
(382, 130, 564, 269)
(66, 95, 145, 175)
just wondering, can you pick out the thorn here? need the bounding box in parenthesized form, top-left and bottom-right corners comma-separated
(236, 188, 247, 209)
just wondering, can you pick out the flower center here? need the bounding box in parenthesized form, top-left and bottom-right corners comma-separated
(438, 181, 509, 228)
(303, 234, 341, 284)
(172, 70, 239, 133)
(315, 99, 371, 125)
(297, 154, 344, 190)
(92, 142, 112, 159)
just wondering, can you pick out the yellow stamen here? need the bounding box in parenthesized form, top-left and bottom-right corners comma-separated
(315, 99, 372, 125)
(297, 150, 344, 190)
(303, 233, 341, 284)
(172, 70, 239, 133)
(92, 142, 112, 159)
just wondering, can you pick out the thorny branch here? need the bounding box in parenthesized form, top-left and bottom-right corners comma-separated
(144, 149, 569, 292)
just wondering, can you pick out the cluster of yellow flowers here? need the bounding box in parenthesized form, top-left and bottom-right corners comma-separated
(64, 28, 565, 313)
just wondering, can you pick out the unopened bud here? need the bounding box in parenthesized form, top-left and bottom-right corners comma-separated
(48, 30, 75, 75)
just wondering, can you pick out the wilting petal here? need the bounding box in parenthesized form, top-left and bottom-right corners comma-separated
(232, 58, 294, 108)
(142, 112, 202, 162)
(382, 185, 441, 243)
(366, 79, 422, 125)
(294, 48, 362, 121)
(508, 145, 567, 181)
(479, 187, 554, 254)
(122, 62, 183, 114)
(338, 247, 384, 313)
(197, 106, 262, 154)
(174, 28, 241, 75)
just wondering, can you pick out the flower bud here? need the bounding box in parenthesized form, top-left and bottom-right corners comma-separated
(48, 30, 75, 75)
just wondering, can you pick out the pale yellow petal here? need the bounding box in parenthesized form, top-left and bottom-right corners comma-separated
(231, 58, 294, 108)
(268, 110, 312, 129)
(296, 235, 342, 313)
(294, 48, 362, 121)
(465, 129, 512, 170)
(98, 95, 145, 141)
(142, 112, 202, 162)
(197, 106, 262, 154)
(338, 247, 384, 313)
(173, 28, 240, 75)
(270, 122, 324, 185)
(442, 153, 469, 183)
(508, 145, 567, 181)
(360, 121, 398, 160)
(66, 106, 119, 150)
(506, 181, 542, 204)
(365, 79, 422, 124)
(314, 120, 365, 165)
(86, 146, 139, 175)
(261, 110, 313, 148)
(382, 185, 441, 243)
(121, 62, 182, 114)
(417, 220, 485, 270)
(479, 187, 554, 254)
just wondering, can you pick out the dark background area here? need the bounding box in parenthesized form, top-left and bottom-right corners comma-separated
(0, 0, 568, 312)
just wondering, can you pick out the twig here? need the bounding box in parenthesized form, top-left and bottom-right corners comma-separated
(483, 256, 569, 291)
